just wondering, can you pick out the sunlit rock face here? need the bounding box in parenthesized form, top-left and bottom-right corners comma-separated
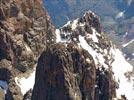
(0, 0, 55, 99)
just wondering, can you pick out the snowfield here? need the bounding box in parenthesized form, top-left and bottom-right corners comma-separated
(111, 49, 134, 100)
(15, 70, 35, 95)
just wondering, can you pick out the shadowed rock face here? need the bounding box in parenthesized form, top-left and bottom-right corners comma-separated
(32, 43, 116, 100)
(32, 44, 95, 100)
(23, 89, 32, 100)
(0, 0, 55, 99)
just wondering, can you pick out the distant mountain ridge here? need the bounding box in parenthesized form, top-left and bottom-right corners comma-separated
(44, 0, 134, 27)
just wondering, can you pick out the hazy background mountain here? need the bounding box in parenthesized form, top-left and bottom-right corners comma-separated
(44, 0, 134, 66)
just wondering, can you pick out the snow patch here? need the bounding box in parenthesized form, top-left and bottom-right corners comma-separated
(86, 28, 99, 43)
(71, 19, 78, 30)
(79, 35, 108, 69)
(15, 70, 35, 95)
(86, 58, 91, 64)
(122, 39, 134, 47)
(56, 29, 72, 43)
(79, 22, 85, 27)
(63, 21, 71, 28)
(91, 28, 99, 43)
(111, 48, 134, 100)
(56, 29, 62, 43)
(25, 43, 32, 53)
(123, 32, 128, 38)
(116, 11, 125, 19)
(79, 34, 134, 99)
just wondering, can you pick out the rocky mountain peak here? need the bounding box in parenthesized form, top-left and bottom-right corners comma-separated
(32, 9, 134, 100)
(61, 10, 101, 33)
(81, 11, 101, 33)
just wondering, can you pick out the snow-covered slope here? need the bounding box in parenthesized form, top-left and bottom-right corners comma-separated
(55, 11, 134, 99)
(111, 49, 134, 100)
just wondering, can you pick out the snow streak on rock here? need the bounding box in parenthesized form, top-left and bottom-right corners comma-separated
(122, 39, 134, 47)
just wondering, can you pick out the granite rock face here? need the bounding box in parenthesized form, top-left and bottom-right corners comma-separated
(0, 0, 55, 99)
(32, 43, 116, 100)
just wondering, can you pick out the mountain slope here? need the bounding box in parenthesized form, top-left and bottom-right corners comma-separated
(32, 11, 134, 100)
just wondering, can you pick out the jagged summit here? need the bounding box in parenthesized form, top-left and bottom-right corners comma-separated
(61, 10, 101, 33)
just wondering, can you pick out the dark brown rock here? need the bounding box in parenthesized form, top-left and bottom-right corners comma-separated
(79, 11, 101, 33)
(23, 89, 32, 100)
(0, 0, 55, 99)
(32, 43, 116, 100)
(95, 68, 116, 100)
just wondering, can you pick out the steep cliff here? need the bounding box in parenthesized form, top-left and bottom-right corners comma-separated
(32, 43, 116, 100)
(0, 0, 55, 99)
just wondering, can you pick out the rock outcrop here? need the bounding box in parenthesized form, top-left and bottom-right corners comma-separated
(0, 0, 55, 99)
(32, 43, 116, 100)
